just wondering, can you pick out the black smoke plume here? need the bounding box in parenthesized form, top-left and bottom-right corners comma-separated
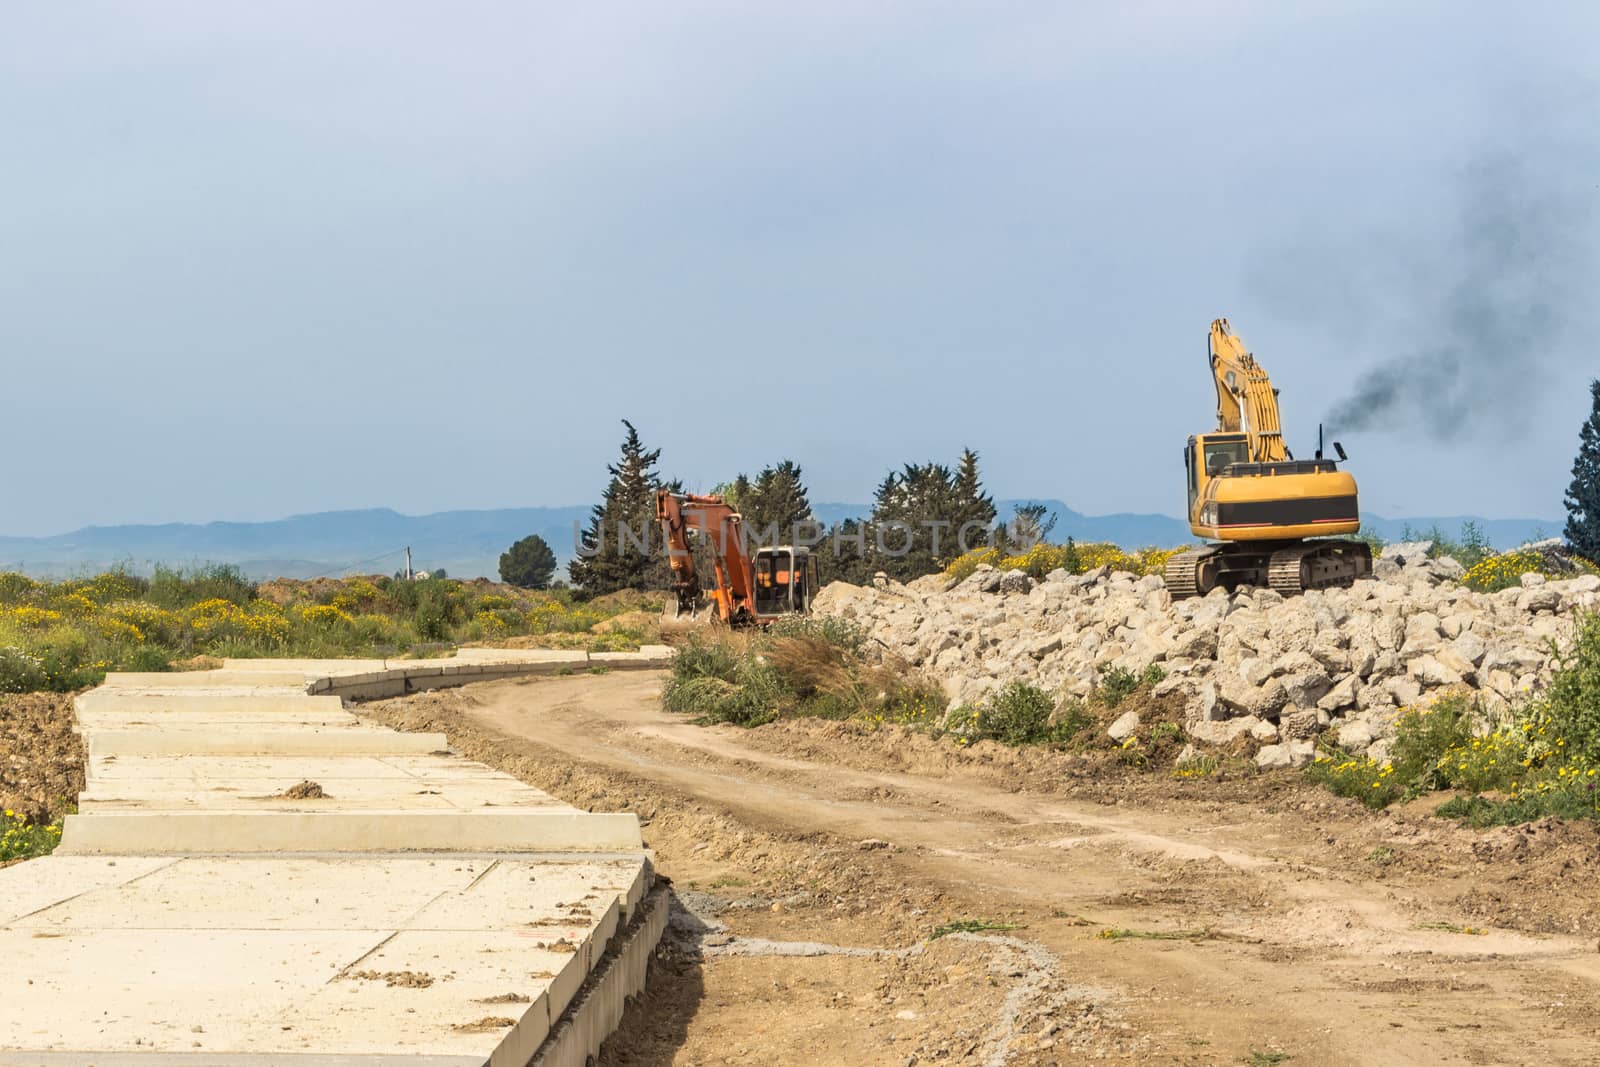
(1325, 153, 1588, 437)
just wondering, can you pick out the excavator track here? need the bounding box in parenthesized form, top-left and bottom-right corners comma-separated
(1266, 541, 1373, 595)
(1167, 540, 1373, 599)
(1164, 546, 1220, 599)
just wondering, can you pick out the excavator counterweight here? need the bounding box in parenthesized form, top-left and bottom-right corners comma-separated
(1166, 319, 1372, 598)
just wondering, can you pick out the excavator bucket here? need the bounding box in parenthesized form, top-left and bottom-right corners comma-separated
(659, 593, 717, 637)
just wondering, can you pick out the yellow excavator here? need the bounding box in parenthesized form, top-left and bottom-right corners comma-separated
(1164, 319, 1372, 598)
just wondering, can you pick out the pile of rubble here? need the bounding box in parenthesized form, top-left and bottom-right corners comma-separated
(814, 545, 1600, 767)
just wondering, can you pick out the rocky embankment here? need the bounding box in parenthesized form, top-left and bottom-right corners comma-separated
(814, 543, 1600, 767)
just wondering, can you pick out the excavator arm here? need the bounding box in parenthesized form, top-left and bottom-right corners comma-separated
(1209, 318, 1287, 463)
(656, 491, 759, 624)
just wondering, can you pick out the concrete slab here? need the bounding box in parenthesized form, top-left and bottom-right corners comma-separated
(57, 810, 644, 854)
(102, 670, 314, 687)
(450, 649, 588, 666)
(589, 649, 673, 670)
(224, 657, 394, 675)
(75, 691, 348, 715)
(88, 754, 430, 782)
(78, 778, 564, 813)
(75, 708, 361, 730)
(0, 855, 657, 1061)
(4, 658, 660, 1064)
(88, 728, 451, 758)
(0, 856, 175, 926)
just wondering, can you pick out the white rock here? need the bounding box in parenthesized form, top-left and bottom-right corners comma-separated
(1337, 718, 1375, 750)
(1025, 634, 1063, 660)
(1107, 711, 1140, 742)
(1255, 739, 1314, 769)
(1451, 630, 1488, 667)
(1317, 675, 1359, 712)
(1518, 587, 1561, 613)
(1282, 669, 1334, 707)
(1408, 654, 1463, 687)
(1188, 716, 1258, 744)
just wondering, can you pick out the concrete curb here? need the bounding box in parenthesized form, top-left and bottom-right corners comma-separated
(530, 885, 671, 1067)
(303, 646, 673, 701)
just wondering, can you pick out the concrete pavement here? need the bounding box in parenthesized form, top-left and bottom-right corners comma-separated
(0, 648, 670, 1066)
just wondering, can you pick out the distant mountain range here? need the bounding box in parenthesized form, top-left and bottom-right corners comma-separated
(0, 502, 1563, 581)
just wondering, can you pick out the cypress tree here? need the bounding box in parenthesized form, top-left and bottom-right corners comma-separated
(1565, 380, 1600, 560)
(569, 420, 678, 595)
(952, 447, 997, 535)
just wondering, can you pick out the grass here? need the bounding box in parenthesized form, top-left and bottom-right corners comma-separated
(927, 919, 1022, 940)
(0, 567, 653, 693)
(1436, 788, 1600, 826)
(1244, 1053, 1292, 1067)
(1098, 664, 1166, 709)
(662, 619, 945, 729)
(1096, 927, 1212, 941)
(1414, 921, 1487, 935)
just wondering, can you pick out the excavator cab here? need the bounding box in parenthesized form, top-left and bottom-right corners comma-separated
(1186, 432, 1250, 518)
(752, 546, 819, 617)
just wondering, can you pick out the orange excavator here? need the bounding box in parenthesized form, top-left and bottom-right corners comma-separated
(656, 490, 820, 628)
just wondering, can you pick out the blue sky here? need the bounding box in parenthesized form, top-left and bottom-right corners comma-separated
(2, 2, 1597, 536)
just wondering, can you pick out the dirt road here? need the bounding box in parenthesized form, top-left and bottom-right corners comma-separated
(362, 671, 1600, 1066)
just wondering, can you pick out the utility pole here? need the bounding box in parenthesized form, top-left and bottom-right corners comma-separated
(405, 547, 412, 581)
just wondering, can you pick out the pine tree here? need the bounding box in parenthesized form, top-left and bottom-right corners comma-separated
(569, 420, 678, 595)
(867, 461, 962, 579)
(499, 534, 557, 590)
(1565, 380, 1600, 560)
(742, 460, 814, 543)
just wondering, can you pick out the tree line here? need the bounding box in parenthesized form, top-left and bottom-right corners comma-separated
(494, 387, 1600, 594)
(502, 420, 1044, 596)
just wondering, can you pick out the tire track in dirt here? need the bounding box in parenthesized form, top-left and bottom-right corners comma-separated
(362, 671, 1600, 1066)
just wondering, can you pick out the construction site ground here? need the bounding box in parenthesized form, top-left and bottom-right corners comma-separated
(360, 670, 1600, 1067)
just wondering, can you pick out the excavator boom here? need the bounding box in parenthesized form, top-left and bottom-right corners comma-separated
(1209, 318, 1287, 463)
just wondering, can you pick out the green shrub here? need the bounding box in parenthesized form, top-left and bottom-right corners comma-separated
(662, 624, 943, 729)
(766, 614, 867, 655)
(970, 682, 1060, 746)
(0, 573, 39, 605)
(145, 564, 256, 610)
(1307, 750, 1404, 809)
(669, 635, 741, 684)
(1437, 782, 1600, 826)
(1097, 664, 1165, 708)
(0, 648, 47, 693)
(662, 674, 739, 715)
(1538, 612, 1600, 764)
(121, 645, 173, 673)
(0, 811, 63, 862)
(1387, 692, 1479, 791)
